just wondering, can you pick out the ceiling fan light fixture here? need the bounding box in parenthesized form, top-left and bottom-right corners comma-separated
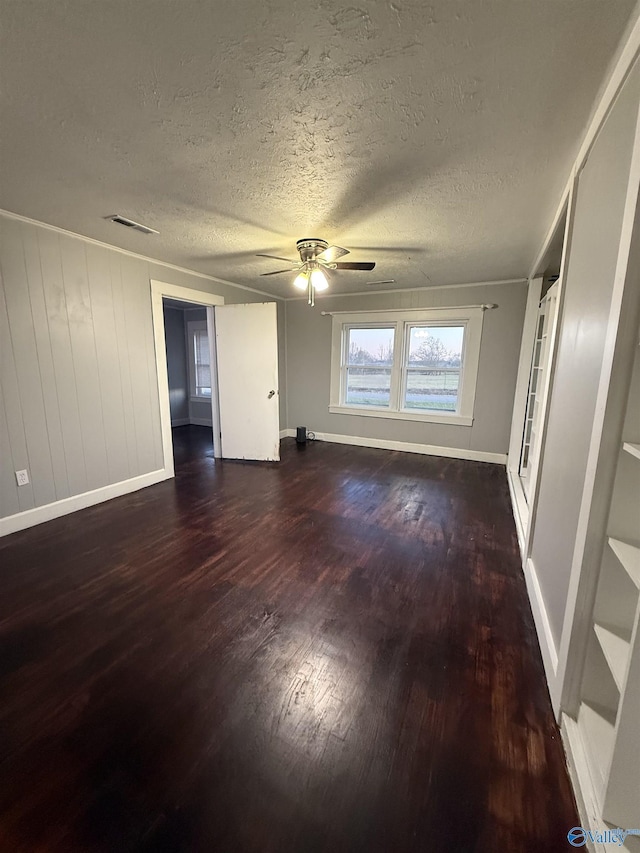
(310, 268, 329, 292)
(293, 271, 309, 290)
(258, 238, 375, 305)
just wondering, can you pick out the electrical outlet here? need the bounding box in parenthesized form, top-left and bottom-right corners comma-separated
(15, 469, 29, 487)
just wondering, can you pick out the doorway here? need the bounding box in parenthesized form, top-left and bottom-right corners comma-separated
(151, 281, 224, 479)
(162, 296, 217, 469)
(151, 279, 281, 475)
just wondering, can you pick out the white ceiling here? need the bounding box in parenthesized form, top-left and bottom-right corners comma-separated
(0, 1, 636, 298)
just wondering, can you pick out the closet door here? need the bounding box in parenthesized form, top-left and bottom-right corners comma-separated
(519, 282, 559, 502)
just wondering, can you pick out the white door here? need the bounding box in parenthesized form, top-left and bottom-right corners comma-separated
(214, 302, 280, 461)
(519, 281, 559, 501)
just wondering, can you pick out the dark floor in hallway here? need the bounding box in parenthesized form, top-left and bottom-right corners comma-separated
(0, 426, 579, 852)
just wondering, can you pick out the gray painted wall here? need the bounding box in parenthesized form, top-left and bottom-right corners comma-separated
(163, 305, 189, 424)
(0, 215, 285, 519)
(285, 280, 527, 454)
(529, 63, 640, 648)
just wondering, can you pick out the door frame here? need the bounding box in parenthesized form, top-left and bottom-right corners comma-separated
(150, 279, 224, 475)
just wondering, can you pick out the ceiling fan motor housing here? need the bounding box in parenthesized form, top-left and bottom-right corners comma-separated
(296, 238, 328, 263)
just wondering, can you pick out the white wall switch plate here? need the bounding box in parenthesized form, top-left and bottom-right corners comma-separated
(15, 469, 29, 486)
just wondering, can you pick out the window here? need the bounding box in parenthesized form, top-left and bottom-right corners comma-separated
(330, 308, 484, 426)
(188, 320, 212, 399)
(345, 326, 395, 407)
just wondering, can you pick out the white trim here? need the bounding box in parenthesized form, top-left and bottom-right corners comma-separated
(284, 429, 506, 464)
(152, 280, 225, 308)
(562, 715, 611, 853)
(0, 208, 282, 301)
(151, 279, 224, 475)
(285, 278, 526, 301)
(0, 469, 171, 537)
(171, 418, 190, 427)
(328, 405, 472, 427)
(506, 468, 528, 559)
(524, 557, 559, 682)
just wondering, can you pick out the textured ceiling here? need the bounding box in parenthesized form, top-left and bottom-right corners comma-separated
(0, 0, 636, 298)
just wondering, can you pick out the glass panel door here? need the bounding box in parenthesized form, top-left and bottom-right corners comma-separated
(519, 282, 559, 502)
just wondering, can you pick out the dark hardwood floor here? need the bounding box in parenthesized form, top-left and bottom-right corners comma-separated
(0, 426, 579, 852)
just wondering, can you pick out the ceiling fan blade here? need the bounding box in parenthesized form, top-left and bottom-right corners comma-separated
(260, 268, 296, 276)
(256, 254, 297, 263)
(316, 245, 350, 262)
(347, 245, 426, 253)
(333, 262, 376, 271)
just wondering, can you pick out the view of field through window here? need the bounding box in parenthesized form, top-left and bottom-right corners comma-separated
(345, 325, 464, 411)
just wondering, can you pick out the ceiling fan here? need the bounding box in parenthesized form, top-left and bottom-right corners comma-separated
(258, 239, 375, 305)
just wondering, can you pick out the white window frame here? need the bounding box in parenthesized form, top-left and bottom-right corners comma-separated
(187, 319, 212, 402)
(329, 308, 484, 426)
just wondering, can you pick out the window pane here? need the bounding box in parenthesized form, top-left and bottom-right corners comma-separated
(407, 325, 464, 367)
(194, 330, 210, 366)
(196, 364, 212, 396)
(405, 326, 464, 412)
(194, 329, 211, 396)
(404, 369, 459, 411)
(347, 327, 394, 365)
(346, 367, 392, 407)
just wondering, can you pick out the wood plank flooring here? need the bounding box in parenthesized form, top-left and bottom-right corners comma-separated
(0, 427, 579, 852)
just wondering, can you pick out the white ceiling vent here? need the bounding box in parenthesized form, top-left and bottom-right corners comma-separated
(105, 214, 158, 235)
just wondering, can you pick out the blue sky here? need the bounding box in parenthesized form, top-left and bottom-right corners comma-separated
(350, 325, 464, 357)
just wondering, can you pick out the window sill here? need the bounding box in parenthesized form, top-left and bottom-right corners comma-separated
(328, 405, 473, 427)
(190, 396, 212, 403)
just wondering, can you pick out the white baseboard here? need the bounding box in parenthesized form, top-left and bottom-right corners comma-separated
(523, 557, 559, 686)
(0, 468, 172, 537)
(506, 467, 529, 559)
(562, 714, 608, 853)
(281, 429, 506, 464)
(171, 418, 190, 427)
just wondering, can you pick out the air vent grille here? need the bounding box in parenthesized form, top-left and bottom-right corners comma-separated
(105, 215, 158, 235)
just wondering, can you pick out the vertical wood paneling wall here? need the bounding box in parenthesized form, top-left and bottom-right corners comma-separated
(0, 217, 163, 518)
(0, 215, 284, 523)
